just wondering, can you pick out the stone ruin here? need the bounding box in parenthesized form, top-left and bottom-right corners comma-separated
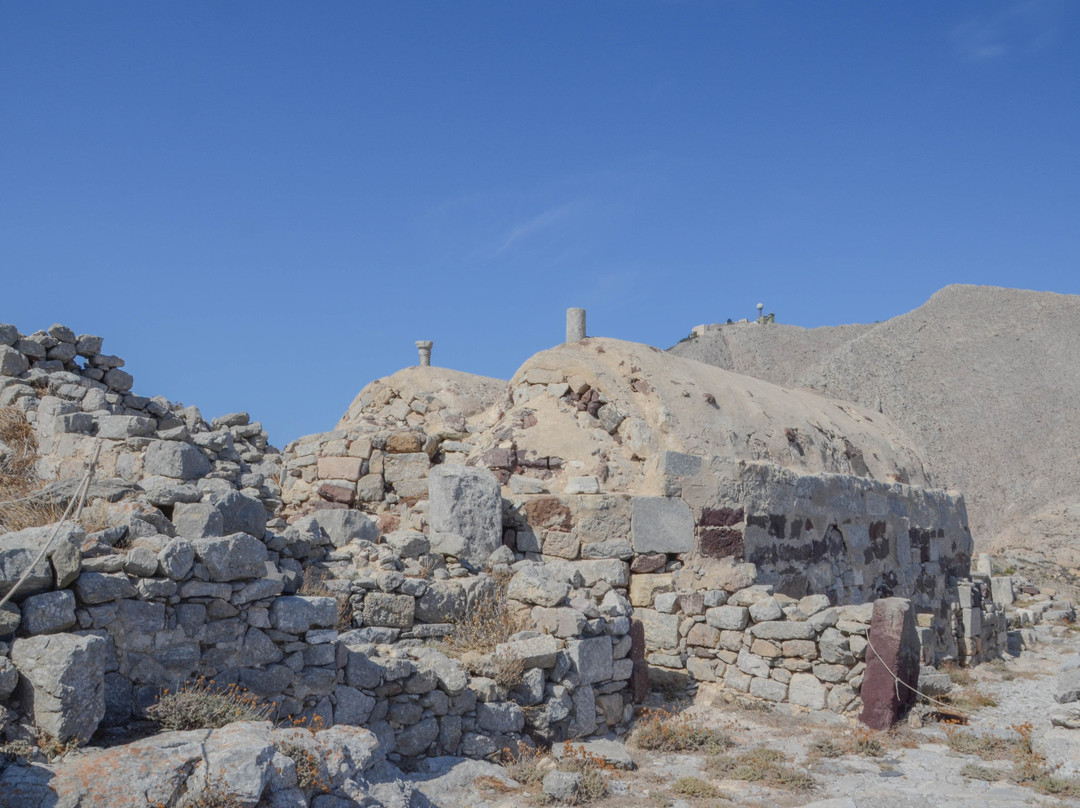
(1, 317, 1076, 805)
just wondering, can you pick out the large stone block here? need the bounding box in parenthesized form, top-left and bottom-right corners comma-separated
(20, 590, 76, 635)
(567, 636, 613, 685)
(428, 465, 502, 566)
(636, 609, 680, 650)
(11, 632, 106, 741)
(207, 490, 267, 538)
(507, 565, 570, 607)
(363, 592, 415, 628)
(192, 533, 269, 581)
(0, 524, 84, 599)
(143, 440, 211, 480)
(294, 509, 380, 548)
(859, 597, 920, 729)
(631, 496, 694, 554)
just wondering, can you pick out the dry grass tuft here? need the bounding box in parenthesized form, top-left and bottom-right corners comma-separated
(442, 570, 527, 656)
(628, 707, 734, 754)
(946, 722, 1080, 797)
(0, 407, 66, 533)
(297, 566, 354, 629)
(501, 741, 551, 785)
(146, 677, 273, 730)
(555, 741, 612, 805)
(707, 745, 817, 791)
(671, 775, 725, 799)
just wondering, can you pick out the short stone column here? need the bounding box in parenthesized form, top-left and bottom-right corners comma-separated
(566, 308, 586, 343)
(415, 341, 433, 367)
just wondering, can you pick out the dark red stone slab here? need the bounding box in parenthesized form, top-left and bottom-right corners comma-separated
(860, 597, 920, 730)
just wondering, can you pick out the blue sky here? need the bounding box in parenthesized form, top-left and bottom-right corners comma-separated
(2, 2, 1077, 446)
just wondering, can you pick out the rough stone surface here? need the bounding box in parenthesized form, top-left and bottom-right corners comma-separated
(11, 632, 107, 741)
(631, 496, 694, 554)
(427, 465, 502, 565)
(860, 597, 920, 729)
(143, 440, 212, 480)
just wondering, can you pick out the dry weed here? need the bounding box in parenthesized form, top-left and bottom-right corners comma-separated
(628, 707, 734, 754)
(501, 741, 552, 785)
(442, 570, 527, 655)
(707, 745, 817, 791)
(146, 677, 273, 730)
(556, 741, 612, 805)
(671, 775, 725, 798)
(297, 566, 354, 629)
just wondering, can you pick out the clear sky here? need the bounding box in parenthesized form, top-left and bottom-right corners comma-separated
(3, 2, 1077, 447)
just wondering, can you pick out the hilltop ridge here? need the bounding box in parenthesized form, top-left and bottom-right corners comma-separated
(672, 284, 1080, 567)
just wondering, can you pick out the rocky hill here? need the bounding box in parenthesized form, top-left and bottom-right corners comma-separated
(671, 284, 1080, 568)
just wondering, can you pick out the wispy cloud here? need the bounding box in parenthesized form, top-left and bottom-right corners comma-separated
(480, 198, 592, 260)
(951, 0, 1065, 62)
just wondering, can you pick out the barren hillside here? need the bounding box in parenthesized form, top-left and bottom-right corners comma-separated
(672, 285, 1080, 567)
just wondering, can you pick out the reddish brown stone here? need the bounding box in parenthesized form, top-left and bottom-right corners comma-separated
(699, 507, 745, 527)
(630, 553, 667, 573)
(384, 431, 423, 454)
(699, 527, 743, 559)
(317, 482, 355, 506)
(860, 597, 920, 730)
(522, 497, 573, 531)
(480, 447, 516, 469)
(677, 593, 705, 616)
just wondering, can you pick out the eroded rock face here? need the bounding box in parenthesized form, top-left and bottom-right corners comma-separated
(11, 632, 106, 742)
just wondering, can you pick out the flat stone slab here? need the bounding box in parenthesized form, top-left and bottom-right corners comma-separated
(552, 738, 634, 770)
(631, 496, 694, 554)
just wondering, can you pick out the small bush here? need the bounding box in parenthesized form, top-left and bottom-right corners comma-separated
(672, 775, 723, 798)
(493, 650, 526, 690)
(277, 741, 329, 792)
(0, 407, 65, 533)
(629, 707, 734, 754)
(501, 740, 551, 785)
(147, 678, 273, 730)
(557, 741, 612, 805)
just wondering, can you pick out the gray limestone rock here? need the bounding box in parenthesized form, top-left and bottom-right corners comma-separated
(171, 501, 224, 538)
(0, 345, 29, 376)
(144, 440, 211, 480)
(192, 533, 269, 581)
(384, 530, 430, 559)
(11, 632, 106, 741)
(631, 496, 694, 554)
(270, 595, 339, 634)
(363, 592, 416, 628)
(97, 414, 156, 439)
(20, 589, 76, 635)
(427, 465, 502, 566)
(73, 571, 137, 604)
(543, 770, 582, 802)
(507, 564, 571, 607)
(138, 475, 201, 507)
(295, 509, 380, 548)
(567, 636, 613, 684)
(157, 537, 196, 579)
(208, 490, 268, 538)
